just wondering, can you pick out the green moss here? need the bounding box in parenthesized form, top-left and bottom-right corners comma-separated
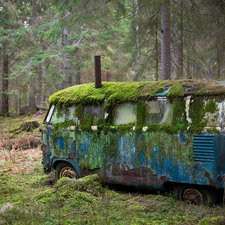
(142, 131, 193, 166)
(198, 216, 225, 225)
(80, 113, 94, 131)
(101, 131, 119, 160)
(50, 83, 112, 107)
(136, 101, 146, 128)
(56, 174, 105, 197)
(188, 98, 207, 133)
(75, 104, 83, 119)
(146, 124, 173, 133)
(80, 132, 103, 170)
(171, 98, 188, 132)
(53, 120, 76, 129)
(49, 80, 225, 112)
(205, 99, 218, 113)
(103, 82, 143, 110)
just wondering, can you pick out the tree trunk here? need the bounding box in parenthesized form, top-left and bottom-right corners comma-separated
(216, 18, 221, 80)
(133, 0, 141, 81)
(216, 43, 221, 80)
(28, 0, 37, 114)
(2, 43, 9, 116)
(155, 13, 159, 81)
(207, 53, 211, 79)
(36, 64, 46, 108)
(59, 29, 72, 89)
(161, 0, 171, 80)
(175, 0, 184, 79)
(29, 75, 36, 114)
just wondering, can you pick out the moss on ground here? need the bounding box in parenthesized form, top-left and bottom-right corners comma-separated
(0, 166, 224, 225)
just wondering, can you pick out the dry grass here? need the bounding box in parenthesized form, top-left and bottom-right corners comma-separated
(0, 147, 42, 174)
(0, 113, 44, 174)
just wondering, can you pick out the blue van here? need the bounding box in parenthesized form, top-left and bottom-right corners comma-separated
(41, 80, 225, 205)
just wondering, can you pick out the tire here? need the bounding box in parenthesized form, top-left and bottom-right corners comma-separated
(56, 162, 78, 180)
(173, 185, 217, 206)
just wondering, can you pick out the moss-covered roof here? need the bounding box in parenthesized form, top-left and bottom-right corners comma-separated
(49, 79, 225, 109)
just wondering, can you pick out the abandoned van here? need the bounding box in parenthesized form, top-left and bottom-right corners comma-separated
(41, 79, 225, 205)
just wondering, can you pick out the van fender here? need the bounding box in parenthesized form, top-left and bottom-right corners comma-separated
(52, 158, 81, 178)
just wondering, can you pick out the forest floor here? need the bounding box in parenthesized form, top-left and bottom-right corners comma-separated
(0, 113, 225, 224)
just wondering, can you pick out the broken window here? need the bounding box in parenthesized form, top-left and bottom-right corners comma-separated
(145, 98, 173, 124)
(204, 99, 225, 128)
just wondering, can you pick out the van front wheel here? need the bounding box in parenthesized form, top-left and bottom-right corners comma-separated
(56, 162, 78, 180)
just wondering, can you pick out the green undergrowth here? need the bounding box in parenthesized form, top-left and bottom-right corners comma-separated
(0, 169, 224, 225)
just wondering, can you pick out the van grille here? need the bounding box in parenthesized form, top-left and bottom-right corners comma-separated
(193, 135, 215, 162)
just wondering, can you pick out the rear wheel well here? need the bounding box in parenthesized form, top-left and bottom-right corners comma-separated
(163, 182, 221, 206)
(52, 160, 64, 170)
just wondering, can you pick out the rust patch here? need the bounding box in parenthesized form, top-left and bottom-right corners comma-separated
(204, 172, 222, 187)
(205, 172, 215, 186)
(68, 152, 78, 159)
(100, 163, 169, 188)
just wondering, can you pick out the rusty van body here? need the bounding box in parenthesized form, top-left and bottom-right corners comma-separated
(41, 80, 225, 205)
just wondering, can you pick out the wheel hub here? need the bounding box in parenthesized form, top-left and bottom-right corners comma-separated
(60, 167, 77, 179)
(182, 188, 204, 205)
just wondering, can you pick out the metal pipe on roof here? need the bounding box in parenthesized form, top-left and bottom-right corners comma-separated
(94, 55, 102, 88)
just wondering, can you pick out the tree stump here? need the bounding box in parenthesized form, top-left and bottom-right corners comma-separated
(19, 121, 40, 132)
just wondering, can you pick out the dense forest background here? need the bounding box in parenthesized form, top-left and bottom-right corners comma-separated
(1, 0, 225, 116)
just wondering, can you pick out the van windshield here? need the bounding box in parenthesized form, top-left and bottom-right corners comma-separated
(44, 105, 55, 123)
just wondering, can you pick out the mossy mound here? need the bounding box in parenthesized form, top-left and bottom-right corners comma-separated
(198, 216, 225, 225)
(56, 174, 106, 197)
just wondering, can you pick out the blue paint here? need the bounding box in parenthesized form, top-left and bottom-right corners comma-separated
(178, 132, 187, 144)
(56, 137, 65, 150)
(156, 87, 170, 95)
(70, 141, 76, 152)
(138, 150, 146, 165)
(42, 130, 225, 190)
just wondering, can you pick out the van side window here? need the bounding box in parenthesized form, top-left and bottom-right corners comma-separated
(83, 105, 104, 125)
(205, 99, 225, 128)
(50, 106, 76, 124)
(66, 106, 76, 121)
(145, 98, 173, 124)
(113, 103, 137, 125)
(218, 101, 225, 128)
